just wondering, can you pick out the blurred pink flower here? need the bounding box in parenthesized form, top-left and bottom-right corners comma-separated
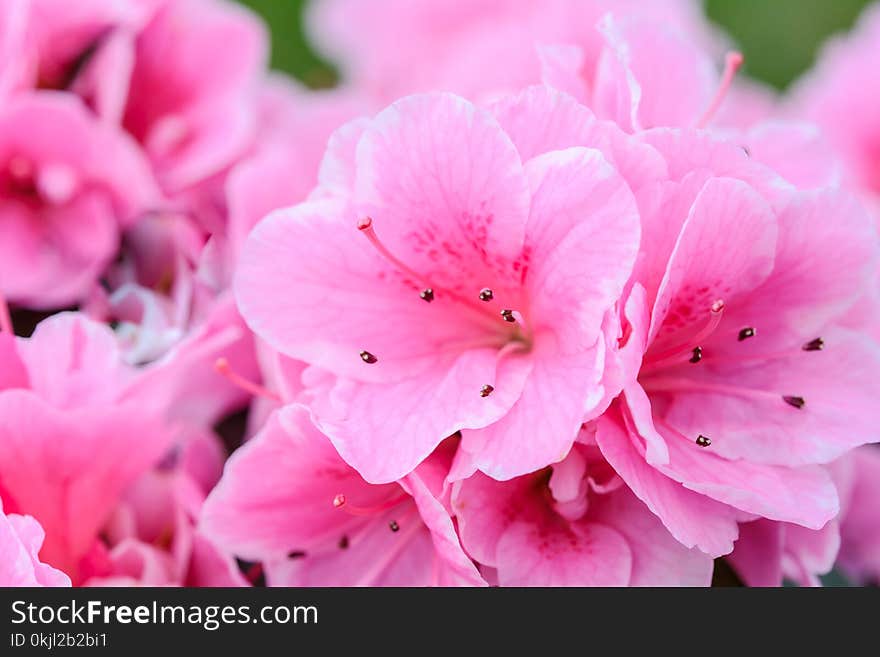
(0, 92, 158, 308)
(726, 517, 840, 587)
(790, 4, 880, 200)
(120, 0, 268, 194)
(834, 445, 880, 585)
(83, 430, 246, 587)
(0, 313, 175, 582)
(235, 91, 641, 483)
(307, 0, 719, 104)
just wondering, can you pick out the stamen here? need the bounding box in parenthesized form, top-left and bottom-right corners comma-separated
(803, 337, 824, 351)
(689, 346, 703, 363)
(214, 358, 282, 403)
(338, 535, 349, 550)
(287, 551, 306, 559)
(696, 435, 712, 447)
(696, 51, 744, 128)
(500, 309, 516, 323)
(738, 327, 756, 341)
(0, 288, 12, 334)
(389, 520, 400, 532)
(783, 395, 805, 409)
(332, 491, 409, 517)
(741, 145, 751, 158)
(358, 217, 432, 289)
(643, 377, 794, 405)
(480, 384, 494, 397)
(356, 217, 513, 331)
(479, 288, 494, 302)
(360, 350, 378, 364)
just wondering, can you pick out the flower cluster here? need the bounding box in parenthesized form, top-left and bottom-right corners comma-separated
(1, 0, 878, 587)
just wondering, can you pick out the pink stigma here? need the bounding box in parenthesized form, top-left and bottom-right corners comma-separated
(332, 491, 409, 517)
(696, 51, 744, 128)
(214, 357, 282, 403)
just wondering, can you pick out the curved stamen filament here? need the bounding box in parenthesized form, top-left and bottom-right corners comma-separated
(641, 376, 785, 403)
(696, 52, 744, 128)
(214, 357, 282, 403)
(643, 300, 724, 371)
(357, 217, 523, 333)
(332, 491, 410, 517)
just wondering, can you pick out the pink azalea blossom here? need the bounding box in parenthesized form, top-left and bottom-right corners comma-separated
(833, 445, 880, 585)
(0, 312, 175, 582)
(120, 0, 268, 194)
(0, 498, 71, 587)
(219, 77, 371, 279)
(83, 429, 245, 587)
(0, 92, 158, 308)
(0, 0, 147, 103)
(201, 406, 486, 586)
(307, 0, 719, 104)
(726, 517, 841, 587)
(236, 91, 641, 483)
(594, 127, 880, 557)
(452, 436, 713, 586)
(790, 4, 880, 200)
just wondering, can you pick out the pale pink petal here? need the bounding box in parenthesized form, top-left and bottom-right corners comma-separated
(589, 486, 713, 586)
(353, 93, 531, 292)
(727, 519, 784, 586)
(661, 329, 880, 466)
(595, 413, 740, 556)
(0, 390, 172, 579)
(1, 505, 71, 587)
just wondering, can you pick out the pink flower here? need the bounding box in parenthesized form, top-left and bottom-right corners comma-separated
(726, 518, 841, 587)
(307, 0, 718, 104)
(120, 0, 268, 194)
(83, 429, 246, 587)
(221, 77, 371, 276)
(0, 92, 158, 308)
(0, 0, 147, 103)
(1, 498, 71, 587)
(540, 13, 840, 190)
(834, 445, 880, 585)
(595, 128, 880, 556)
(452, 437, 713, 586)
(235, 91, 641, 483)
(0, 312, 175, 582)
(200, 406, 486, 586)
(790, 4, 880, 199)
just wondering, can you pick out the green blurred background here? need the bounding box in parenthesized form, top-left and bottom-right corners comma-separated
(237, 0, 875, 90)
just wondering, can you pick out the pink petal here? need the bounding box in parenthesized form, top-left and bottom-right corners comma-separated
(588, 486, 713, 586)
(353, 93, 531, 292)
(662, 328, 880, 466)
(595, 412, 740, 556)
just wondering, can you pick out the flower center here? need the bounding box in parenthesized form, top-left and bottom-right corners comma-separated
(638, 299, 821, 449)
(356, 216, 531, 397)
(1, 156, 38, 203)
